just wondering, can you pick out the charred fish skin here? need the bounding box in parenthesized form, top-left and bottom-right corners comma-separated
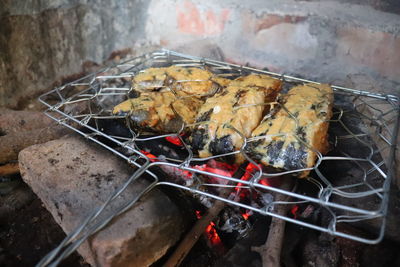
(112, 91, 203, 133)
(246, 83, 333, 178)
(191, 109, 213, 152)
(129, 110, 151, 128)
(190, 74, 282, 163)
(208, 135, 237, 163)
(191, 128, 208, 152)
(209, 135, 234, 156)
(112, 96, 159, 132)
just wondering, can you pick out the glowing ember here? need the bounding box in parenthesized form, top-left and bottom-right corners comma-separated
(140, 150, 193, 179)
(139, 151, 239, 183)
(165, 135, 183, 146)
(142, 150, 282, 240)
(241, 211, 251, 220)
(231, 163, 275, 221)
(234, 163, 270, 204)
(194, 210, 224, 249)
(205, 221, 222, 247)
(194, 161, 237, 176)
(291, 205, 299, 219)
(140, 150, 158, 162)
(259, 178, 270, 186)
(193, 160, 238, 184)
(235, 163, 261, 192)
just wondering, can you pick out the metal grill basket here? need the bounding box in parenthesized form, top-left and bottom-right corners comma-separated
(37, 49, 399, 266)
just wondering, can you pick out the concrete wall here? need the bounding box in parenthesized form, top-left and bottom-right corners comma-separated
(294, 0, 400, 15)
(0, 0, 149, 108)
(145, 0, 400, 95)
(1, 0, 399, 108)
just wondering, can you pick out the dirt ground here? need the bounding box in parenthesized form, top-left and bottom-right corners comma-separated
(0, 180, 88, 267)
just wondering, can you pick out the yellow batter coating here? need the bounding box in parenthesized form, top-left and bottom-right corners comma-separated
(191, 74, 282, 163)
(132, 66, 230, 98)
(248, 83, 333, 177)
(131, 67, 168, 91)
(113, 66, 233, 133)
(113, 91, 203, 133)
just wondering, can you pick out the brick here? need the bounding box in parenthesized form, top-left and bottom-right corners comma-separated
(336, 26, 400, 80)
(19, 135, 187, 266)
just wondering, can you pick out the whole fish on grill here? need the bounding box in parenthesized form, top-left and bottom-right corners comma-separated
(190, 74, 282, 163)
(245, 83, 333, 177)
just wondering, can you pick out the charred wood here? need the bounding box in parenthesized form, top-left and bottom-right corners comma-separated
(252, 177, 294, 267)
(164, 166, 246, 267)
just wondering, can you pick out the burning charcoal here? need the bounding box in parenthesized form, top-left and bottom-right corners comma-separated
(213, 214, 270, 267)
(198, 194, 214, 208)
(217, 207, 251, 239)
(191, 74, 282, 163)
(299, 204, 315, 219)
(192, 160, 238, 185)
(246, 83, 333, 178)
(258, 192, 274, 210)
(134, 135, 190, 160)
(91, 118, 133, 138)
(204, 221, 225, 254)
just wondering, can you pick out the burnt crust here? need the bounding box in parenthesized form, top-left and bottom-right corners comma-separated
(246, 83, 333, 177)
(190, 74, 282, 163)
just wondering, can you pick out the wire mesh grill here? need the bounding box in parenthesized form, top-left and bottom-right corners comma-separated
(38, 49, 399, 266)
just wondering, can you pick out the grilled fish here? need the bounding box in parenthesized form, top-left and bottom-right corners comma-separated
(190, 74, 282, 163)
(113, 91, 203, 133)
(132, 66, 229, 98)
(113, 66, 232, 133)
(246, 83, 333, 177)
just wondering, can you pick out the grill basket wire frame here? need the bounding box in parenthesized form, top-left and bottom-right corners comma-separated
(37, 49, 399, 266)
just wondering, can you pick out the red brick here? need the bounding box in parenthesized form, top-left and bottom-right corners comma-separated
(336, 26, 400, 80)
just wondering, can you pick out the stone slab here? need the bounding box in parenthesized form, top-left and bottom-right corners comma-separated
(19, 134, 186, 266)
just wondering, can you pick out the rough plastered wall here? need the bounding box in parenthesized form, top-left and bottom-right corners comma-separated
(145, 0, 400, 95)
(0, 0, 150, 108)
(1, 0, 400, 108)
